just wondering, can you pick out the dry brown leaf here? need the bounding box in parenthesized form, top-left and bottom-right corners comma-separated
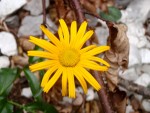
(104, 23, 129, 91)
(110, 89, 127, 113)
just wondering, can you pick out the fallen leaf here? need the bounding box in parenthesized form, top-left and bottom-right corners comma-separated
(104, 23, 129, 91)
(110, 88, 127, 113)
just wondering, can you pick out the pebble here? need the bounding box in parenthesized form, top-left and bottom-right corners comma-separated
(5, 15, 20, 28)
(18, 15, 57, 37)
(128, 45, 141, 67)
(23, 0, 49, 16)
(0, 56, 10, 68)
(120, 68, 139, 81)
(139, 48, 150, 64)
(0, 0, 27, 19)
(142, 99, 150, 112)
(141, 64, 150, 75)
(0, 32, 17, 56)
(134, 73, 150, 87)
(21, 87, 32, 98)
(86, 88, 95, 101)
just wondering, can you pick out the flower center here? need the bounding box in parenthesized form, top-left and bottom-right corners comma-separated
(59, 48, 80, 67)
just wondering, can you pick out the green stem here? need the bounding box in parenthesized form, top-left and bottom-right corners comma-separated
(8, 100, 24, 108)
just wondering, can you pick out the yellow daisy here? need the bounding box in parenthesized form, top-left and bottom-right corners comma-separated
(27, 19, 110, 98)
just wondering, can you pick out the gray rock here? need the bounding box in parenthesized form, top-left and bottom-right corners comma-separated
(95, 23, 109, 45)
(0, 0, 27, 19)
(5, 15, 19, 28)
(135, 73, 150, 87)
(0, 32, 17, 56)
(128, 45, 141, 67)
(18, 15, 57, 37)
(0, 56, 10, 68)
(141, 64, 150, 75)
(120, 68, 139, 81)
(23, 0, 49, 16)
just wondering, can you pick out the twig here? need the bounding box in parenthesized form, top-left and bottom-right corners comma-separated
(42, 0, 46, 39)
(70, 0, 85, 24)
(70, 0, 114, 113)
(119, 77, 150, 98)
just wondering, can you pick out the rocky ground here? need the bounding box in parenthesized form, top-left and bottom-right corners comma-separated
(0, 0, 150, 113)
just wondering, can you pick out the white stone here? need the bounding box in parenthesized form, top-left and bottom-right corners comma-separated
(128, 45, 141, 67)
(120, 68, 139, 81)
(21, 87, 32, 98)
(128, 0, 150, 23)
(126, 105, 134, 113)
(140, 48, 150, 64)
(86, 88, 94, 101)
(0, 0, 27, 19)
(0, 32, 17, 56)
(134, 73, 150, 87)
(142, 99, 150, 112)
(0, 56, 10, 68)
(76, 87, 84, 94)
(23, 0, 49, 16)
(18, 15, 57, 36)
(121, 0, 150, 24)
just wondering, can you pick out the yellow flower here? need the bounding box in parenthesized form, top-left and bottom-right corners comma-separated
(27, 19, 110, 98)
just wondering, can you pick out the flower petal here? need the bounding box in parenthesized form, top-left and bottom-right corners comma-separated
(67, 68, 75, 98)
(83, 46, 110, 56)
(73, 21, 87, 47)
(75, 30, 93, 49)
(73, 67, 87, 93)
(79, 60, 108, 71)
(29, 36, 59, 54)
(41, 65, 58, 87)
(77, 66, 101, 91)
(28, 51, 58, 60)
(70, 21, 77, 47)
(80, 45, 97, 54)
(59, 19, 69, 45)
(62, 68, 68, 96)
(43, 67, 63, 93)
(40, 25, 62, 48)
(58, 26, 64, 42)
(29, 60, 58, 72)
(81, 56, 110, 67)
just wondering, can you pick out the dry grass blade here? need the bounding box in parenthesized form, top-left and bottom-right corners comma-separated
(104, 23, 129, 91)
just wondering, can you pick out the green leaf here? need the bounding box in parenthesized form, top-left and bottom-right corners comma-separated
(99, 6, 122, 22)
(0, 68, 18, 95)
(0, 98, 13, 113)
(25, 102, 58, 113)
(23, 68, 42, 101)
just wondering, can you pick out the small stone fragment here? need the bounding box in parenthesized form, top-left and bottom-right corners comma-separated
(23, 0, 49, 16)
(135, 73, 150, 87)
(0, 0, 27, 19)
(0, 56, 10, 68)
(21, 87, 32, 98)
(0, 32, 17, 56)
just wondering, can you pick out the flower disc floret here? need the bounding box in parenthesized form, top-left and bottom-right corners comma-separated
(59, 48, 80, 67)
